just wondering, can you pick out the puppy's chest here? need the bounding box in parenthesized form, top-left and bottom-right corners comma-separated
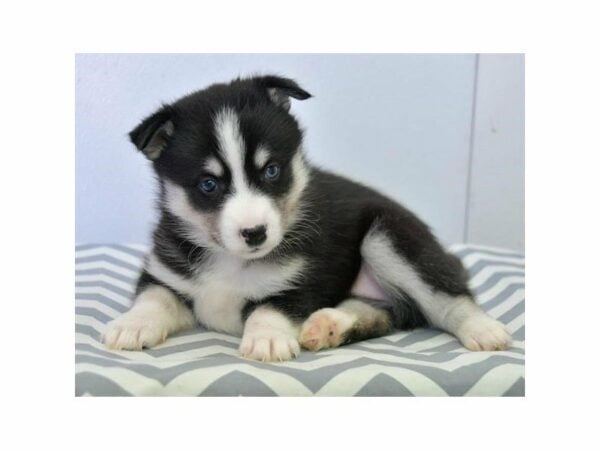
(190, 255, 305, 335)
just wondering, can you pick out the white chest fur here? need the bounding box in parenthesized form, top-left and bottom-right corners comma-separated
(146, 252, 305, 335)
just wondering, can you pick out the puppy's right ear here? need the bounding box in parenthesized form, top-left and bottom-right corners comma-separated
(129, 108, 174, 160)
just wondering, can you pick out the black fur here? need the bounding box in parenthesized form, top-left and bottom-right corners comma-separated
(130, 74, 474, 339)
(242, 168, 467, 328)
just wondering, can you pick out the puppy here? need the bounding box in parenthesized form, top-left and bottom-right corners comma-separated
(104, 75, 512, 361)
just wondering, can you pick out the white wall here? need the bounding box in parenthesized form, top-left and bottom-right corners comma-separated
(75, 54, 524, 251)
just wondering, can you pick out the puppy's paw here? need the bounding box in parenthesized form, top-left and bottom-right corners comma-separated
(300, 308, 354, 351)
(239, 331, 300, 362)
(456, 315, 512, 351)
(104, 313, 168, 351)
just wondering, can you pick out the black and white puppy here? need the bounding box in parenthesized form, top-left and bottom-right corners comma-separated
(104, 75, 512, 362)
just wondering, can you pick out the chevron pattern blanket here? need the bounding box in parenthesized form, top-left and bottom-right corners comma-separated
(75, 244, 525, 396)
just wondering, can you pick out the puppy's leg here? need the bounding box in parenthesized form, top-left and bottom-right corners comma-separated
(300, 298, 393, 351)
(104, 284, 196, 350)
(361, 223, 512, 351)
(239, 305, 301, 362)
(429, 295, 513, 351)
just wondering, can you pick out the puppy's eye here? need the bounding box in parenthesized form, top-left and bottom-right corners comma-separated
(264, 163, 280, 181)
(198, 177, 218, 193)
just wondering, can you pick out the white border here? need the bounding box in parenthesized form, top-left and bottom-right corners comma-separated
(3, 0, 600, 448)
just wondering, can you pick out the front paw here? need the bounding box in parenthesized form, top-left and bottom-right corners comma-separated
(239, 331, 300, 362)
(456, 315, 512, 351)
(104, 313, 168, 351)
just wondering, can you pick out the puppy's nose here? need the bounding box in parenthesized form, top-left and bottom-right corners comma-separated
(240, 225, 267, 247)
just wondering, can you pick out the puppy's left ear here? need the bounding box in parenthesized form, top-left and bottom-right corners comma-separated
(258, 75, 312, 111)
(129, 107, 174, 161)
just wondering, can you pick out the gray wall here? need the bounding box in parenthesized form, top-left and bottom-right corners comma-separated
(76, 54, 524, 251)
(466, 54, 524, 250)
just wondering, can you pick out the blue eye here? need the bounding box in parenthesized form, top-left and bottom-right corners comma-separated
(264, 164, 280, 180)
(198, 177, 218, 193)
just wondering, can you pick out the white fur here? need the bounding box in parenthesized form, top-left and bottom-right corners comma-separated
(103, 285, 196, 350)
(254, 146, 270, 168)
(284, 152, 311, 228)
(204, 157, 224, 177)
(214, 108, 283, 259)
(239, 305, 300, 362)
(360, 229, 512, 351)
(163, 181, 217, 249)
(146, 251, 306, 335)
(214, 108, 246, 190)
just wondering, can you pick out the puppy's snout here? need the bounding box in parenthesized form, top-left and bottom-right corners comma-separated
(240, 225, 267, 247)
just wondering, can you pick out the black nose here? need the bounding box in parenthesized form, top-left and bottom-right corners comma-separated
(240, 225, 267, 247)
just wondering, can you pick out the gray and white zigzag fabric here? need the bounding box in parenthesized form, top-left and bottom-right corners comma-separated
(75, 243, 525, 396)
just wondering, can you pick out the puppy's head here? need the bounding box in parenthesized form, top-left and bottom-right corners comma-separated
(129, 75, 312, 260)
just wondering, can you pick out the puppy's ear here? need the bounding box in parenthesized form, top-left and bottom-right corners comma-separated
(129, 108, 174, 160)
(258, 75, 312, 111)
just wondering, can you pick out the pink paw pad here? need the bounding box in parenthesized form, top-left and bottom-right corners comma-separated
(299, 309, 345, 351)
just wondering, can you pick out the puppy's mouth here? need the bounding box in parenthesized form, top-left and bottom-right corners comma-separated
(239, 244, 276, 260)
